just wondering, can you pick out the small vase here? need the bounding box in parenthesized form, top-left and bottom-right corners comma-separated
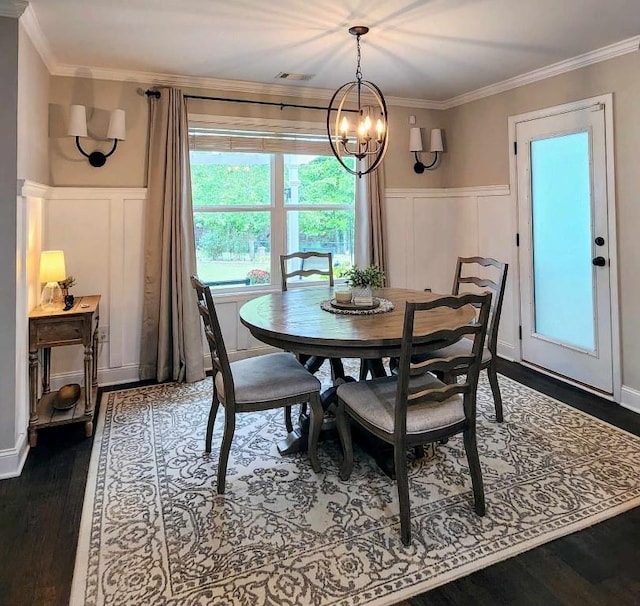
(353, 285, 373, 305)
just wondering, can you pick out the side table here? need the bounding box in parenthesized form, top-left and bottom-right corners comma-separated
(28, 295, 100, 446)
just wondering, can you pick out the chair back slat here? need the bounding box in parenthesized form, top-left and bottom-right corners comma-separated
(280, 251, 334, 291)
(394, 292, 492, 437)
(452, 256, 508, 355)
(191, 275, 235, 405)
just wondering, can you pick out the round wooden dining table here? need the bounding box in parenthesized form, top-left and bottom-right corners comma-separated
(239, 286, 476, 362)
(239, 286, 476, 465)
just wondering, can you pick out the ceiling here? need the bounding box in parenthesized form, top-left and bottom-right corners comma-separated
(27, 0, 640, 104)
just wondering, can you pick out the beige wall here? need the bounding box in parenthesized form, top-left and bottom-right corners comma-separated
(48, 76, 447, 188)
(17, 22, 49, 184)
(444, 50, 640, 390)
(49, 77, 148, 187)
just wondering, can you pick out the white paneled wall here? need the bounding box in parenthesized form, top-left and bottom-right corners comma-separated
(42, 188, 147, 387)
(37, 184, 515, 390)
(385, 186, 516, 359)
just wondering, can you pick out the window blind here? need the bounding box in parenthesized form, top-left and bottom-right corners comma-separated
(189, 126, 333, 156)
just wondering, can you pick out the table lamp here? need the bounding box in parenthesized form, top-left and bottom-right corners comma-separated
(39, 250, 66, 309)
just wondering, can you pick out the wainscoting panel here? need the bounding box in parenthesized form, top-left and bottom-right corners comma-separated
(385, 186, 515, 359)
(42, 188, 147, 387)
(37, 186, 516, 388)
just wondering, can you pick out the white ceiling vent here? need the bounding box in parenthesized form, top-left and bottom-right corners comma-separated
(275, 72, 313, 81)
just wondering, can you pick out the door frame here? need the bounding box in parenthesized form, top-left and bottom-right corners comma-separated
(508, 94, 621, 402)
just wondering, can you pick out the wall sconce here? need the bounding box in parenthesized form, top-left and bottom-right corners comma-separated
(39, 250, 66, 309)
(410, 127, 444, 173)
(68, 105, 126, 167)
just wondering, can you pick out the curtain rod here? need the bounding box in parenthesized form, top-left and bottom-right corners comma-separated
(144, 89, 358, 113)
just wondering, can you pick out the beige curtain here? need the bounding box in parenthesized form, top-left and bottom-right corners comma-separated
(139, 87, 205, 383)
(356, 159, 388, 279)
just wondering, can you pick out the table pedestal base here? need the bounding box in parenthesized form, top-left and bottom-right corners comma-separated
(277, 428, 305, 455)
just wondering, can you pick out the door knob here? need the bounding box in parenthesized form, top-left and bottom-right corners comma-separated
(592, 256, 606, 267)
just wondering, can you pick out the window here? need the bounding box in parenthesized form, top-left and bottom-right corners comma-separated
(189, 119, 356, 290)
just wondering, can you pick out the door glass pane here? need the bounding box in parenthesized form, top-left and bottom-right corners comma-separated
(531, 132, 594, 350)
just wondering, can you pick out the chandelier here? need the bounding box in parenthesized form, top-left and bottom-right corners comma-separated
(327, 26, 388, 178)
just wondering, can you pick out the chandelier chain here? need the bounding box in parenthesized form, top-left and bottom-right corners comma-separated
(355, 35, 362, 82)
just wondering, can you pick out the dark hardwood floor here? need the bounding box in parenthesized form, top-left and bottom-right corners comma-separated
(1, 362, 638, 606)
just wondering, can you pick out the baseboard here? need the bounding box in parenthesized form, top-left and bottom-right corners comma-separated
(0, 432, 29, 479)
(497, 339, 516, 362)
(621, 385, 640, 415)
(51, 365, 142, 390)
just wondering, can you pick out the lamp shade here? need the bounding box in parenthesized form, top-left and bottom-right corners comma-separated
(39, 250, 66, 283)
(107, 109, 126, 140)
(68, 105, 88, 137)
(409, 127, 423, 152)
(430, 128, 444, 152)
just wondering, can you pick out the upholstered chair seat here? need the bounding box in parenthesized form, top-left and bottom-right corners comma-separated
(215, 352, 321, 406)
(336, 373, 464, 435)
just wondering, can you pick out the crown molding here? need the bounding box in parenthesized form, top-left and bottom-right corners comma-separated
(443, 35, 640, 109)
(19, 4, 56, 72)
(0, 0, 27, 18)
(51, 63, 445, 110)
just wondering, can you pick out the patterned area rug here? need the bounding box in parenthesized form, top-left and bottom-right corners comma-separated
(70, 360, 640, 606)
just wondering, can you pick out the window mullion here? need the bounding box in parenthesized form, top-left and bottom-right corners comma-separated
(272, 154, 285, 285)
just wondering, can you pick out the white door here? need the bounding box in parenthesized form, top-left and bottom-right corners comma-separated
(516, 103, 613, 393)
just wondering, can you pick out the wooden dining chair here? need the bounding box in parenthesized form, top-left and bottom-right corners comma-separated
(335, 292, 492, 546)
(191, 275, 323, 494)
(280, 252, 344, 432)
(411, 257, 508, 422)
(280, 251, 334, 290)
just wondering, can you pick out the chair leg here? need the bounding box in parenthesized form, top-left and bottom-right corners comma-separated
(205, 394, 220, 454)
(284, 405, 294, 433)
(217, 409, 236, 495)
(307, 393, 323, 473)
(394, 444, 412, 546)
(462, 427, 485, 516)
(487, 363, 504, 422)
(335, 398, 353, 481)
(413, 445, 425, 459)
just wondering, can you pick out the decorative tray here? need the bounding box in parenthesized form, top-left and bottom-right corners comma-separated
(330, 297, 380, 311)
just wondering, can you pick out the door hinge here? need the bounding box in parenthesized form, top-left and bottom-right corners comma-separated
(519, 325, 522, 340)
(516, 233, 520, 247)
(513, 141, 518, 155)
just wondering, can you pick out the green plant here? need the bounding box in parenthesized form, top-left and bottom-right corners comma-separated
(58, 275, 76, 290)
(344, 264, 385, 289)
